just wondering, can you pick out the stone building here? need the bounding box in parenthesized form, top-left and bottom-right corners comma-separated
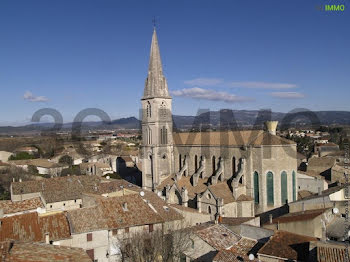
(140, 29, 298, 215)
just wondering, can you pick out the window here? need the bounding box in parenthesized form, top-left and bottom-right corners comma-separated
(212, 156, 216, 174)
(292, 171, 296, 201)
(112, 229, 118, 236)
(87, 233, 92, 242)
(207, 193, 212, 199)
(266, 172, 274, 205)
(232, 157, 236, 176)
(208, 206, 212, 214)
(194, 155, 198, 172)
(179, 154, 182, 170)
(86, 249, 94, 260)
(124, 227, 129, 234)
(281, 171, 288, 204)
(146, 101, 151, 118)
(149, 224, 154, 233)
(254, 171, 259, 204)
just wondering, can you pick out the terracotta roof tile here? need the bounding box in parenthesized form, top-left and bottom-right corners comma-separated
(208, 183, 235, 204)
(214, 237, 259, 262)
(267, 208, 328, 225)
(0, 198, 44, 215)
(0, 212, 71, 243)
(194, 224, 241, 250)
(2, 241, 92, 262)
(316, 241, 348, 262)
(11, 176, 133, 203)
(258, 231, 317, 260)
(67, 192, 182, 234)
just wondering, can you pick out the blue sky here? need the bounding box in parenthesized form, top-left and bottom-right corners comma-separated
(0, 0, 349, 125)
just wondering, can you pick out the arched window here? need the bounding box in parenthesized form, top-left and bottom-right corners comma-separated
(164, 128, 167, 144)
(254, 171, 259, 204)
(194, 155, 198, 172)
(208, 206, 212, 214)
(292, 171, 296, 201)
(232, 157, 236, 176)
(266, 171, 274, 205)
(281, 171, 288, 204)
(212, 156, 216, 174)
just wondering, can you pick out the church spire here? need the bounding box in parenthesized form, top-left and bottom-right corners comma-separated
(143, 29, 170, 99)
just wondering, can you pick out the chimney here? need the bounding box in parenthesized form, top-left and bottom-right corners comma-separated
(45, 233, 50, 244)
(269, 214, 273, 224)
(264, 121, 278, 135)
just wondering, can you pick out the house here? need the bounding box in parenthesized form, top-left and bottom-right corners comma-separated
(257, 231, 317, 261)
(10, 175, 138, 212)
(8, 159, 69, 176)
(297, 171, 328, 194)
(15, 146, 39, 155)
(0, 241, 92, 262)
(0, 151, 13, 162)
(61, 191, 183, 262)
(263, 208, 334, 239)
(314, 143, 340, 157)
(80, 162, 113, 176)
(183, 223, 242, 262)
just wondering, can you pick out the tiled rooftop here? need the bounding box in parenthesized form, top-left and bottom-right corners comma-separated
(213, 237, 259, 262)
(1, 241, 92, 261)
(258, 230, 317, 260)
(316, 241, 348, 262)
(267, 208, 329, 225)
(193, 224, 241, 250)
(0, 197, 44, 215)
(0, 212, 70, 243)
(67, 191, 183, 234)
(11, 176, 135, 203)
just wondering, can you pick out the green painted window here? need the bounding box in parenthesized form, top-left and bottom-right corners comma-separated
(281, 171, 288, 204)
(266, 172, 274, 205)
(292, 171, 296, 201)
(254, 172, 259, 204)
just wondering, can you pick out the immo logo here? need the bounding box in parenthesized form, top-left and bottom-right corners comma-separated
(325, 4, 345, 11)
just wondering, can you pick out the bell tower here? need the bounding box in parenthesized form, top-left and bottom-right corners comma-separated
(141, 29, 174, 190)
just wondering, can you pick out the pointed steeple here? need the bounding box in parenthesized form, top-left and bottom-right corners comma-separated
(143, 29, 170, 99)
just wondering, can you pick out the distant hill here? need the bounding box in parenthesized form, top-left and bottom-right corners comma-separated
(1, 110, 350, 134)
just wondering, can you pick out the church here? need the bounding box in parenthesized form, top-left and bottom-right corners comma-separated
(140, 29, 298, 217)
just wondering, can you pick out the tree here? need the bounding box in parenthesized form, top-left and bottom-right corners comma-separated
(27, 165, 38, 175)
(59, 155, 73, 166)
(9, 152, 34, 161)
(117, 226, 192, 262)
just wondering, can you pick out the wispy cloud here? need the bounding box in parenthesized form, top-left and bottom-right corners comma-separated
(227, 81, 297, 89)
(271, 92, 305, 99)
(184, 78, 224, 86)
(23, 91, 49, 102)
(184, 78, 297, 89)
(171, 87, 253, 103)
